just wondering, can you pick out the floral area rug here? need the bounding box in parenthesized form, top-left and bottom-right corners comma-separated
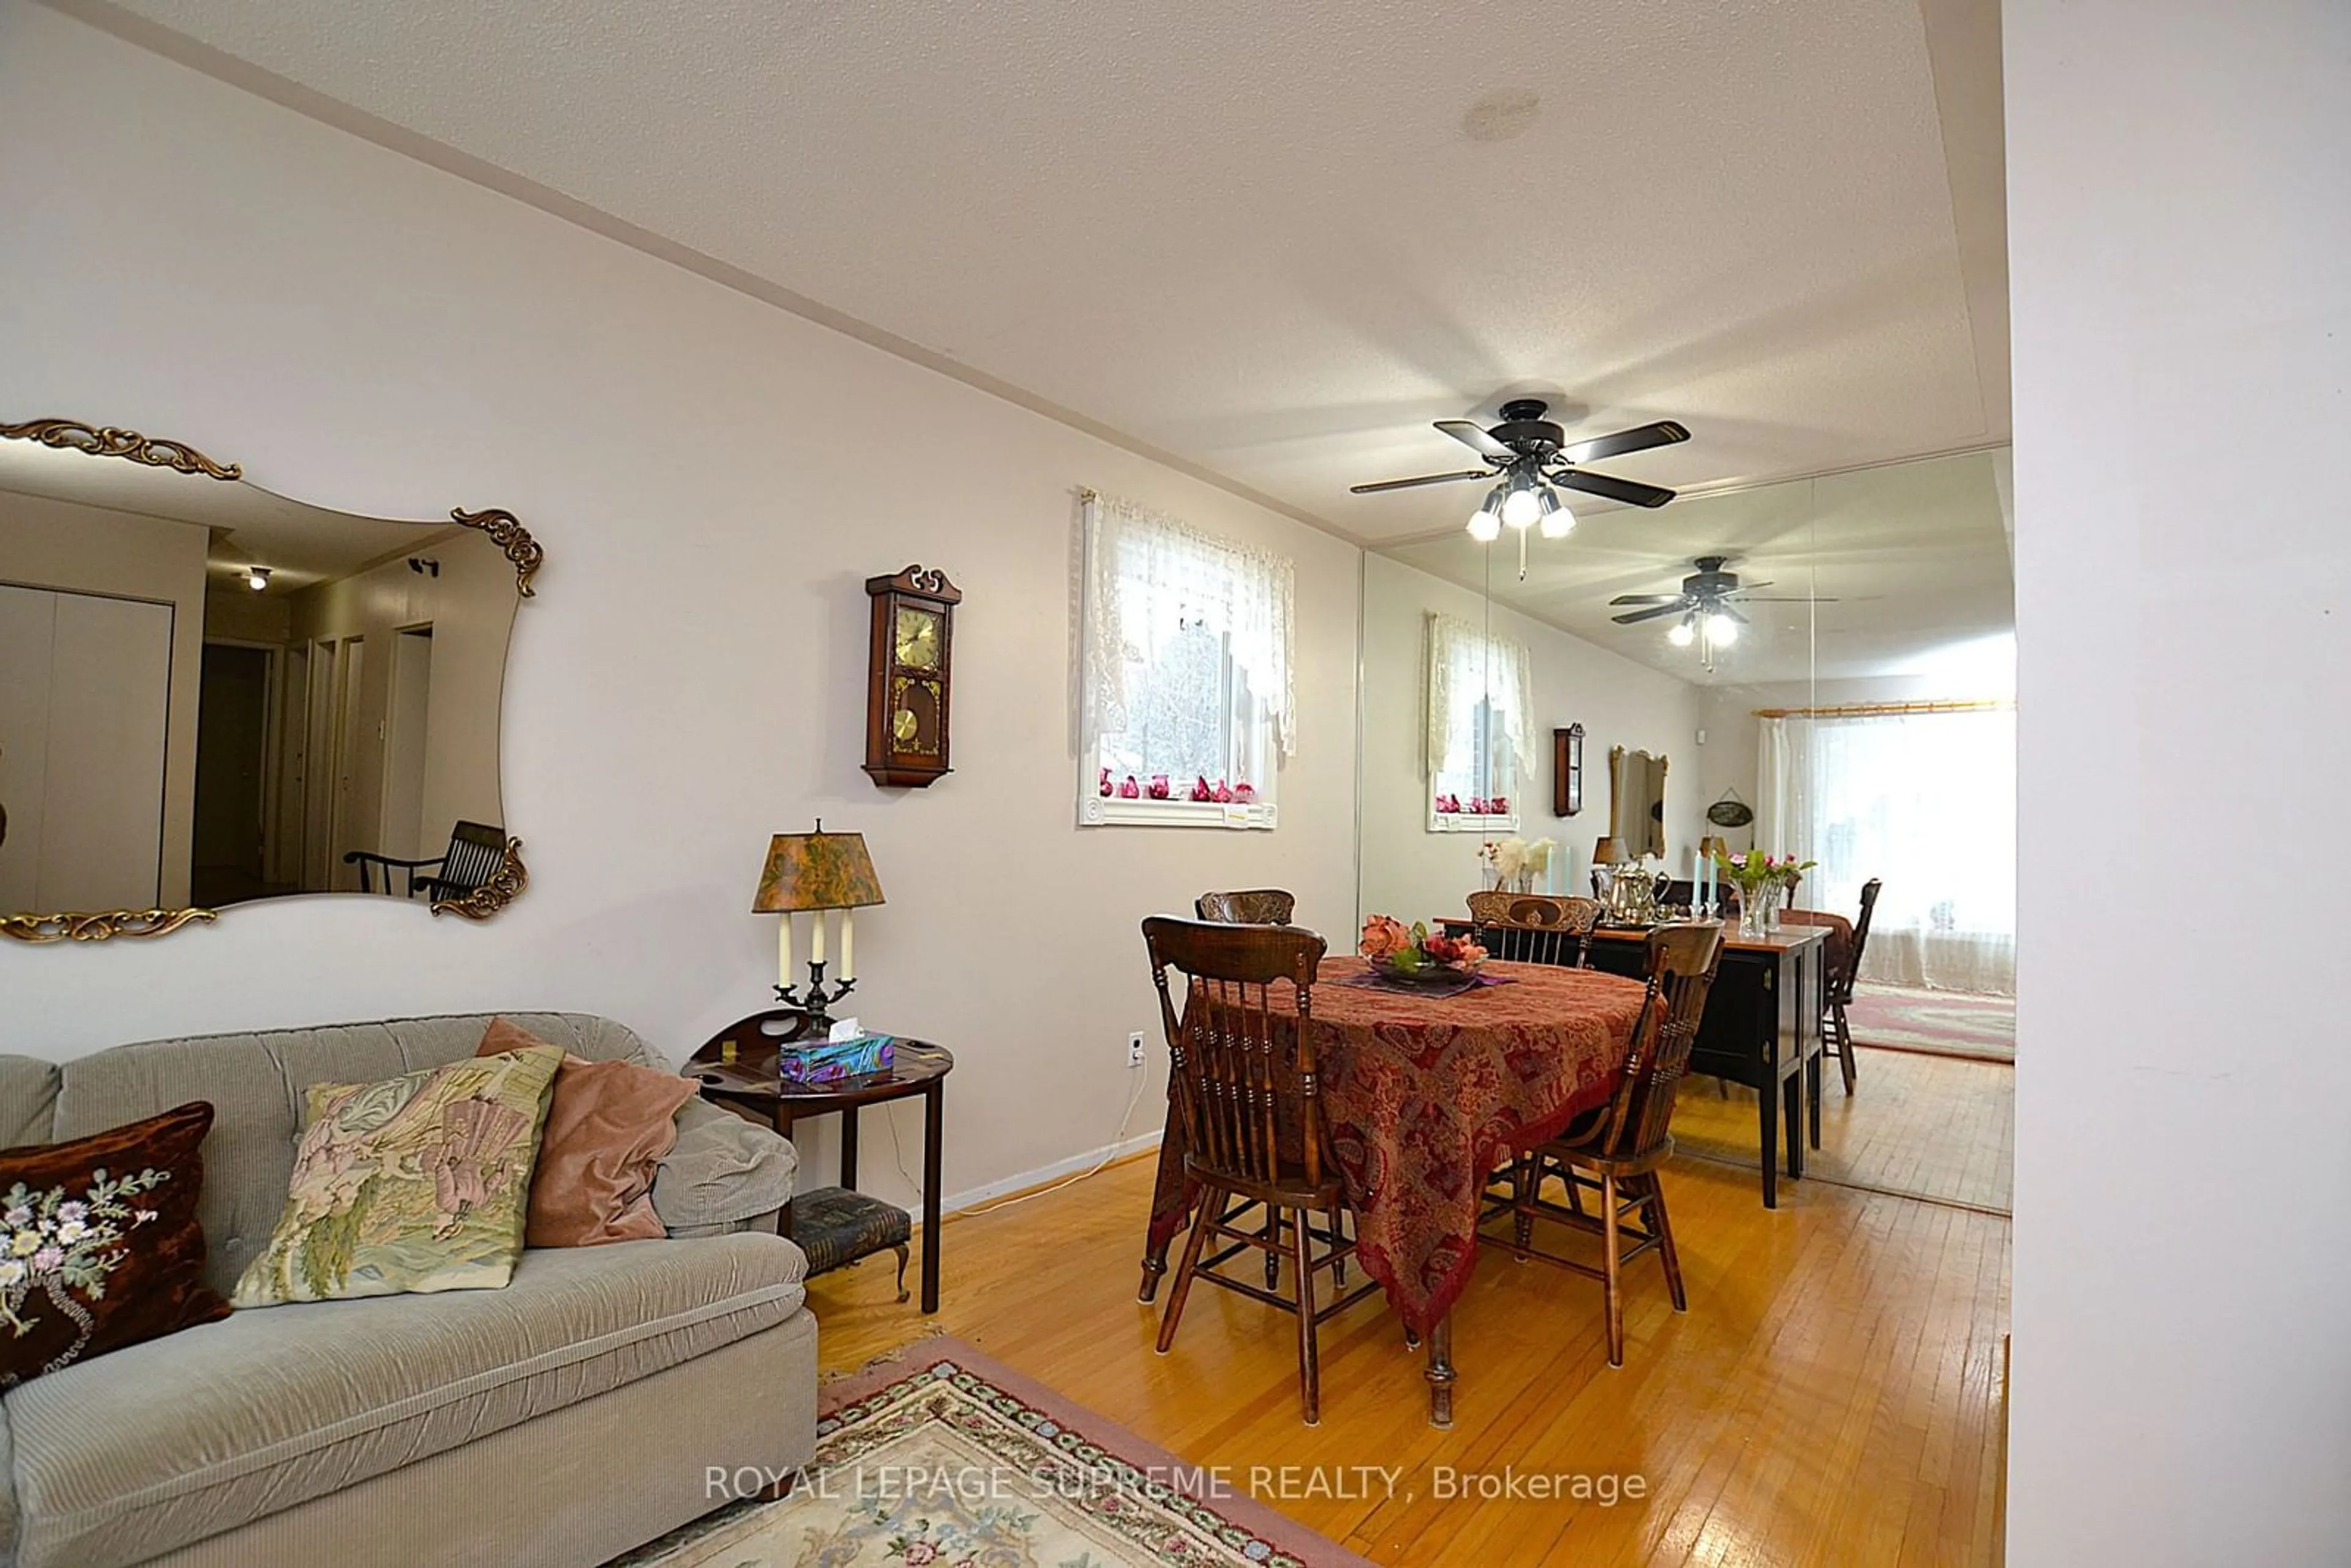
(616, 1338, 1371, 1567)
(1843, 983, 2015, 1062)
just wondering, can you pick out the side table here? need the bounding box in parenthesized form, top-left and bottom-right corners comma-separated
(689, 1009, 953, 1314)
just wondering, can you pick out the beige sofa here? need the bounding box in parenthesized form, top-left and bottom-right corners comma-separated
(0, 1012, 819, 1568)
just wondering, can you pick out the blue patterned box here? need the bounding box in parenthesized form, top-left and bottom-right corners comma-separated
(779, 1033, 896, 1089)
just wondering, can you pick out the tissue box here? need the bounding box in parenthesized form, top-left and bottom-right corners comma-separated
(779, 1033, 896, 1089)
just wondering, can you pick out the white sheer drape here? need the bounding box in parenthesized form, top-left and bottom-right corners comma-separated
(1758, 708, 2016, 995)
(1082, 493, 1297, 757)
(1425, 613, 1535, 782)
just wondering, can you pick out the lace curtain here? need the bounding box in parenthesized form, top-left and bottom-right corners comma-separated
(1081, 492, 1297, 757)
(1425, 613, 1535, 782)
(1758, 708, 2016, 995)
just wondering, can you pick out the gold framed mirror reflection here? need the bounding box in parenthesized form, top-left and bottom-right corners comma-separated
(0, 418, 540, 941)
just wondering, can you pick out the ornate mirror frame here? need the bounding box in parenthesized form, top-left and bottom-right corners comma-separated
(0, 417, 542, 942)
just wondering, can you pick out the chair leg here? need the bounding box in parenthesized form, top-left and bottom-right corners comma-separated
(1833, 1002, 1858, 1095)
(1332, 1210, 1348, 1286)
(1157, 1184, 1219, 1354)
(1601, 1169, 1625, 1368)
(891, 1244, 910, 1305)
(1263, 1203, 1282, 1290)
(1292, 1204, 1321, 1425)
(1643, 1174, 1686, 1311)
(1512, 1155, 1535, 1252)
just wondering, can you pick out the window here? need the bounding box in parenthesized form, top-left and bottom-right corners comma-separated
(1427, 613, 1532, 832)
(1078, 492, 1293, 828)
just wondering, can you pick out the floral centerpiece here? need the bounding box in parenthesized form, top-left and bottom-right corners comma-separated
(1712, 848, 1817, 936)
(1359, 915, 1488, 982)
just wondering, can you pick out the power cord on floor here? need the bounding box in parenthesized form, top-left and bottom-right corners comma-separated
(887, 1060, 1152, 1220)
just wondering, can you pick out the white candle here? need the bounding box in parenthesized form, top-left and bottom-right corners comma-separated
(840, 909, 855, 982)
(811, 909, 827, 967)
(778, 913, 793, 989)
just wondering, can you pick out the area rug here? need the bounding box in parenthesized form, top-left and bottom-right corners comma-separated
(615, 1337, 1373, 1567)
(1844, 983, 2014, 1062)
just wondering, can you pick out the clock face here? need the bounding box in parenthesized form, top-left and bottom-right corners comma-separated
(894, 606, 943, 671)
(890, 675, 943, 756)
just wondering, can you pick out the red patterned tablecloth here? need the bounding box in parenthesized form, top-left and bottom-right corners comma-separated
(1144, 956, 1651, 1337)
(1781, 909, 1855, 981)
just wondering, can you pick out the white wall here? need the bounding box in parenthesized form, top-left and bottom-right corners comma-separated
(0, 9, 1362, 1218)
(2006, 2, 2351, 1561)
(1358, 552, 1701, 926)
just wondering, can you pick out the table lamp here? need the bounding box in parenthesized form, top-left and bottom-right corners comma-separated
(1591, 836, 1625, 866)
(752, 820, 885, 1028)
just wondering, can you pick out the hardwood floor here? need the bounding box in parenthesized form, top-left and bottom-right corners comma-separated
(806, 1121, 2011, 1567)
(1672, 1046, 2015, 1213)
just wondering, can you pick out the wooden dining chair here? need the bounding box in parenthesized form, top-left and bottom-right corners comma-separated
(1467, 891, 1602, 968)
(1483, 921, 1726, 1367)
(1822, 877, 1883, 1095)
(1195, 888, 1297, 925)
(1142, 916, 1382, 1424)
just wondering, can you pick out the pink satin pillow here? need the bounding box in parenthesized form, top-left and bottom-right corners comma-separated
(478, 1018, 696, 1247)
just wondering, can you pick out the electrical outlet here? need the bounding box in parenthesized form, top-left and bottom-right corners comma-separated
(1127, 1031, 1147, 1069)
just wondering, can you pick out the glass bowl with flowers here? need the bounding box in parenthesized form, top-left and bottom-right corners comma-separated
(1359, 915, 1489, 985)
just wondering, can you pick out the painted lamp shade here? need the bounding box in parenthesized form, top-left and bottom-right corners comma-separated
(1591, 836, 1627, 867)
(752, 825, 885, 913)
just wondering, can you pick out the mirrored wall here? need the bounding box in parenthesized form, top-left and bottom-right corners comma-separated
(1355, 445, 2015, 987)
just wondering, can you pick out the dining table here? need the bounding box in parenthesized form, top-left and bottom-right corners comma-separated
(1136, 955, 1653, 1427)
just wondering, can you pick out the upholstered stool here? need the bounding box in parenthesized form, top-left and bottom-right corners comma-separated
(788, 1185, 912, 1302)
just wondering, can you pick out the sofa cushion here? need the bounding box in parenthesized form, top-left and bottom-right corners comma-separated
(39, 1013, 714, 1297)
(2, 1232, 808, 1568)
(230, 1046, 563, 1307)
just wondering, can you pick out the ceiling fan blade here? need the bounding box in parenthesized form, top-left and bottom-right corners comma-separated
(1612, 603, 1688, 625)
(1739, 595, 1842, 604)
(1554, 468, 1678, 508)
(1349, 468, 1496, 495)
(1720, 604, 1751, 625)
(1607, 594, 1681, 606)
(1558, 420, 1692, 465)
(1434, 419, 1515, 460)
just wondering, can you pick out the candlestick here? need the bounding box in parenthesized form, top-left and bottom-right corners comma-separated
(778, 913, 793, 990)
(840, 909, 855, 982)
(811, 909, 827, 966)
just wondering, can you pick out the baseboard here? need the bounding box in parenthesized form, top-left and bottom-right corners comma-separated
(921, 1128, 1164, 1224)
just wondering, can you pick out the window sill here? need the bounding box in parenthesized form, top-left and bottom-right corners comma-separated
(1081, 797, 1277, 830)
(1428, 811, 1520, 835)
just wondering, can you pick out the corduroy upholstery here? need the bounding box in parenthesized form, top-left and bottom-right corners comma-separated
(0, 1013, 818, 1568)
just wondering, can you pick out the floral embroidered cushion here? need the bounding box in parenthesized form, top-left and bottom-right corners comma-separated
(0, 1101, 230, 1388)
(231, 1046, 562, 1307)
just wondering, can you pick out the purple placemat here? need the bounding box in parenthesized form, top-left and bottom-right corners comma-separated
(1337, 968, 1520, 999)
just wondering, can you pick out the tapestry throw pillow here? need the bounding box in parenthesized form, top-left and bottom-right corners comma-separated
(0, 1101, 230, 1388)
(231, 1046, 562, 1307)
(476, 1018, 697, 1247)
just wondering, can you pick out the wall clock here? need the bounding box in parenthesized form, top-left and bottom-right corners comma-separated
(864, 565, 960, 788)
(1553, 724, 1584, 816)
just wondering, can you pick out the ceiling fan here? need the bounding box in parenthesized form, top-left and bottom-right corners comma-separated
(1610, 555, 1833, 650)
(1349, 400, 1690, 568)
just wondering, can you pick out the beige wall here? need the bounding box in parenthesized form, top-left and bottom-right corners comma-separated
(0, 490, 208, 906)
(1358, 552, 1701, 928)
(0, 9, 1361, 1217)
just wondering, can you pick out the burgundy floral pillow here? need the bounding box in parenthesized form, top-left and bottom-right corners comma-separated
(0, 1102, 230, 1388)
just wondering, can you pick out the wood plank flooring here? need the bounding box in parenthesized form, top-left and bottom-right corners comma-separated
(807, 1103, 2011, 1567)
(1671, 1046, 2015, 1212)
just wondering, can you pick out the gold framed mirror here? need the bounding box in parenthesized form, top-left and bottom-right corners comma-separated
(0, 418, 541, 942)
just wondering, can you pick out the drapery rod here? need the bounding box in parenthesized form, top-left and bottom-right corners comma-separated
(1078, 486, 1100, 501)
(1751, 699, 2015, 719)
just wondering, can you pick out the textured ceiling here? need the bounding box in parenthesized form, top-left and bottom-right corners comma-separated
(1387, 448, 2014, 684)
(70, 0, 2009, 552)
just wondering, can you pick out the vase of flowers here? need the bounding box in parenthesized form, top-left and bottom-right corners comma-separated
(1712, 849, 1817, 939)
(1359, 915, 1488, 983)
